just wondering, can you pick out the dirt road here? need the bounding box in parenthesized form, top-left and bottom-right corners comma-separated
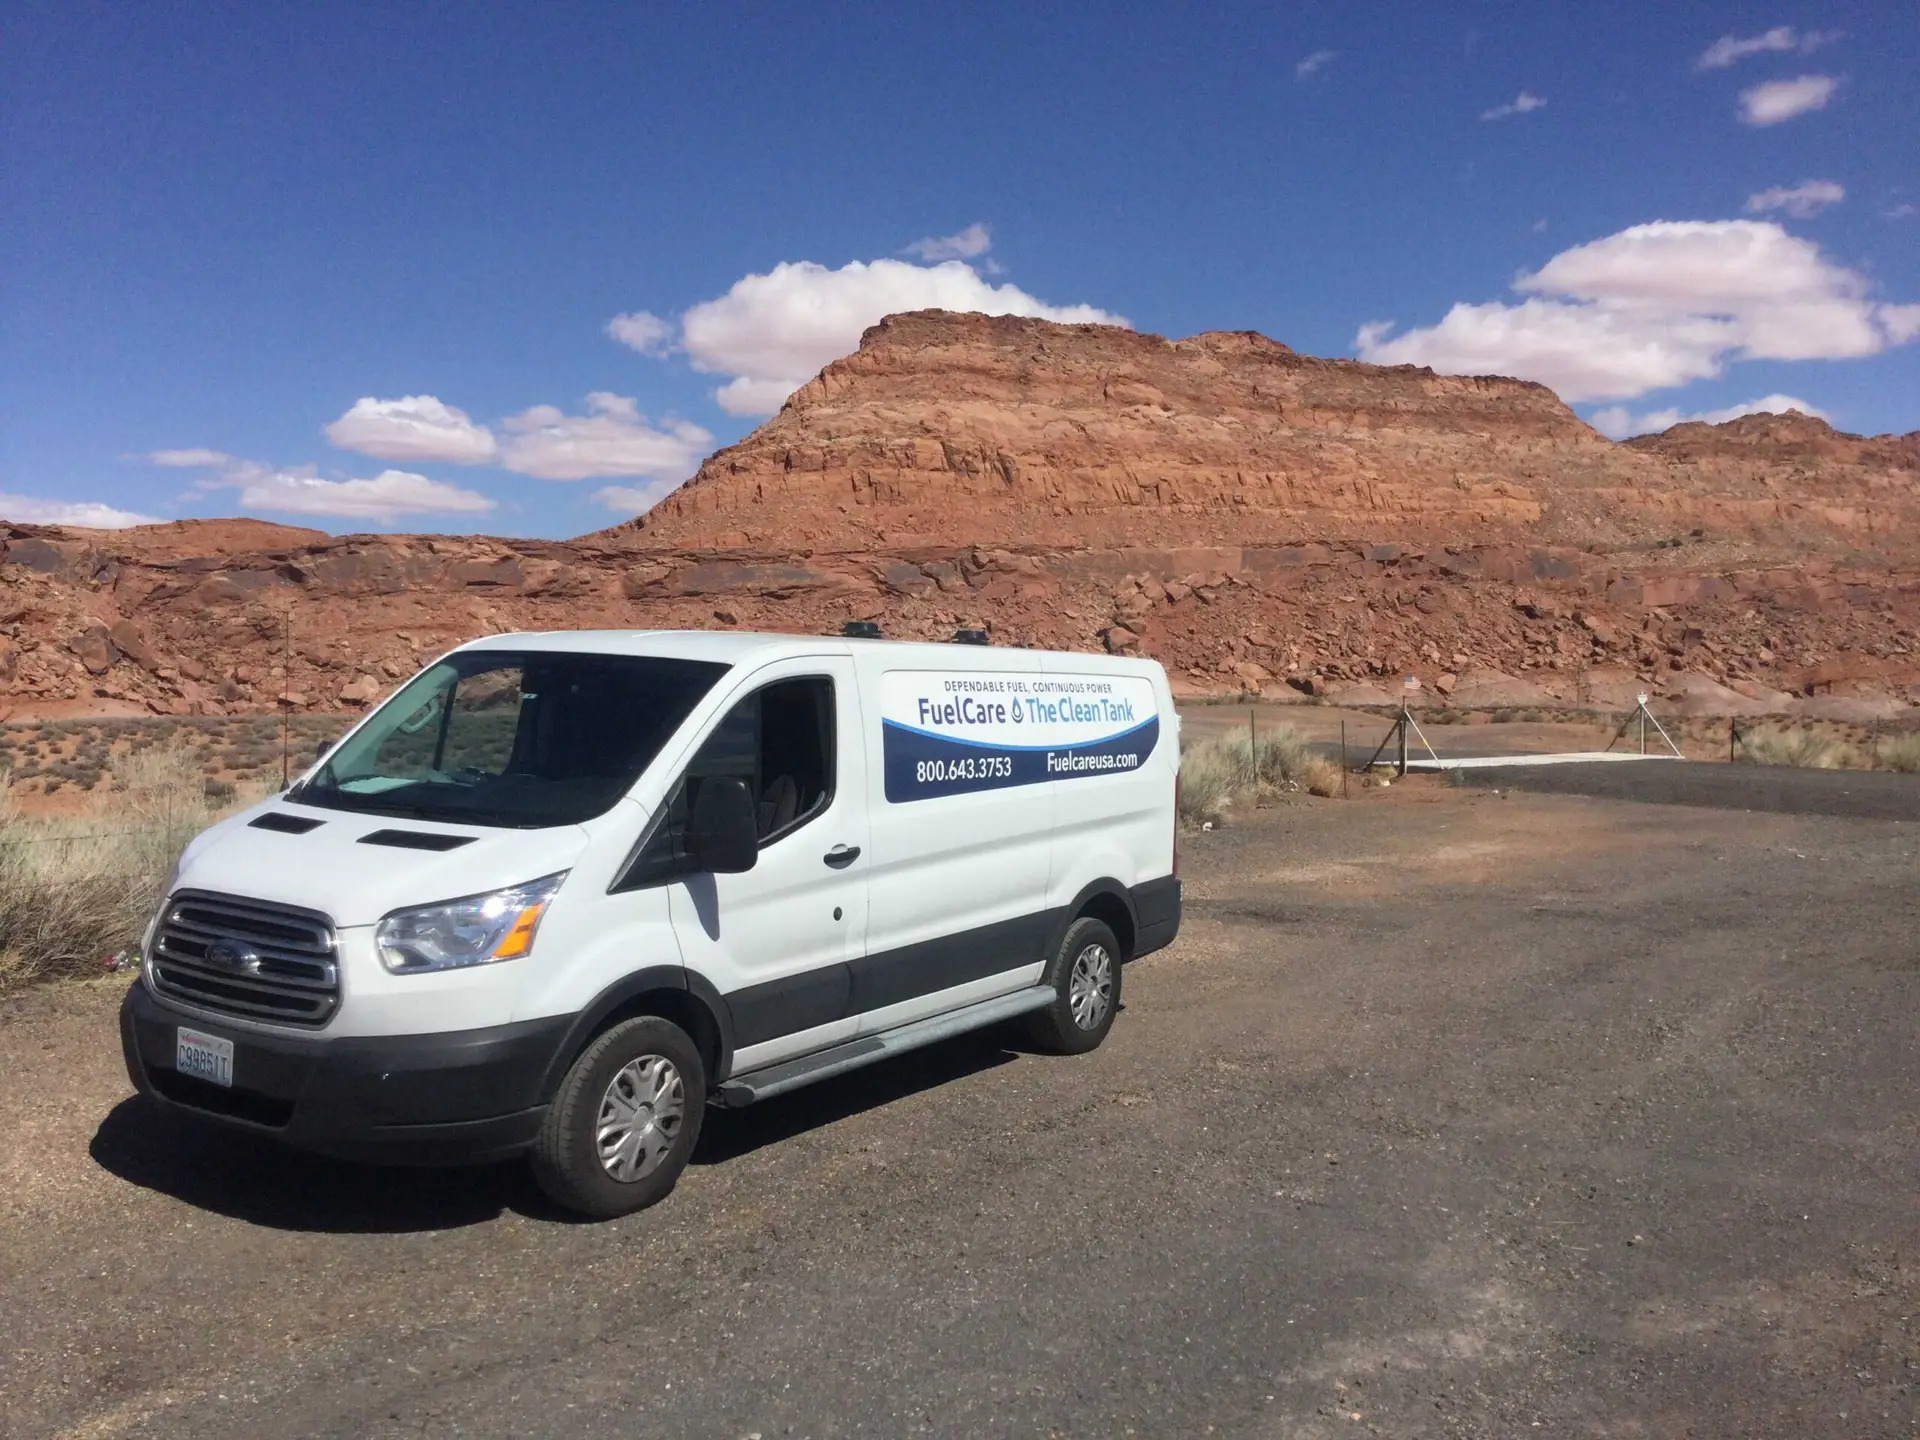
(2, 783, 1915, 1437)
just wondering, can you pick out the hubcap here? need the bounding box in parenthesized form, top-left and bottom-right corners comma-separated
(1068, 943, 1114, 1030)
(595, 1054, 686, 1183)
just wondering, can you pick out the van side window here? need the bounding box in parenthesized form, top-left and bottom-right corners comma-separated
(614, 677, 835, 890)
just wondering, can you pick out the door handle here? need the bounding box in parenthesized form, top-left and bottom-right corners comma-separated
(823, 844, 861, 868)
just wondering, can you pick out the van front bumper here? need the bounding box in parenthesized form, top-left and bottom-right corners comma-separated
(120, 981, 570, 1165)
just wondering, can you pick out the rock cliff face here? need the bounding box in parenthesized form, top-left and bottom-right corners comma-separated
(3, 311, 1917, 721)
(617, 315, 1598, 551)
(614, 312, 1919, 565)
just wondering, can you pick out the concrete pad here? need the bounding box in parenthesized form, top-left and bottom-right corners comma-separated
(1402, 751, 1679, 772)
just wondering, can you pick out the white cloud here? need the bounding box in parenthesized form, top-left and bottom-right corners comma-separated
(1587, 392, 1828, 440)
(0, 494, 161, 528)
(497, 392, 713, 481)
(232, 468, 496, 522)
(1745, 179, 1845, 218)
(1885, 203, 1918, 220)
(1882, 305, 1920, 344)
(1355, 219, 1918, 402)
(147, 448, 235, 468)
(148, 450, 496, 522)
(591, 479, 683, 517)
(607, 311, 675, 356)
(323, 395, 498, 464)
(903, 223, 993, 262)
(1696, 26, 1840, 69)
(1696, 26, 1795, 69)
(1739, 74, 1839, 126)
(1294, 49, 1336, 79)
(676, 257, 1127, 416)
(1480, 90, 1546, 121)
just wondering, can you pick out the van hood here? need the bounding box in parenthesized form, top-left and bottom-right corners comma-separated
(172, 800, 597, 928)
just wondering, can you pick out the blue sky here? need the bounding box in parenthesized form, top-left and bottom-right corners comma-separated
(4, 1, 1916, 538)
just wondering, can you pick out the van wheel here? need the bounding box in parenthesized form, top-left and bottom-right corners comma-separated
(530, 1016, 706, 1220)
(1025, 916, 1123, 1055)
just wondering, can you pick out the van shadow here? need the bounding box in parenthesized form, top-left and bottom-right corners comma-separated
(90, 1028, 1039, 1233)
(89, 1097, 547, 1234)
(693, 1027, 1025, 1166)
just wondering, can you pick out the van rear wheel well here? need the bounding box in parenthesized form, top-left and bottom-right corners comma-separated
(1076, 891, 1135, 962)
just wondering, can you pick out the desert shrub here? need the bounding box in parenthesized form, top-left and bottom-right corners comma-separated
(1179, 725, 1341, 826)
(1177, 742, 1235, 826)
(0, 741, 258, 990)
(1736, 726, 1858, 769)
(1874, 733, 1920, 773)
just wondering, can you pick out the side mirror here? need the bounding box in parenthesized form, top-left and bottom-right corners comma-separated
(686, 776, 758, 874)
(314, 738, 334, 761)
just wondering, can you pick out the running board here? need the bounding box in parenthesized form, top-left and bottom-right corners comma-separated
(715, 985, 1054, 1106)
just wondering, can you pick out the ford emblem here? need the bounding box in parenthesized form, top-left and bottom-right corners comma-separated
(205, 939, 262, 974)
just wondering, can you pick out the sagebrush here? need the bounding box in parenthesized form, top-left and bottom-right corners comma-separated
(1873, 732, 1920, 773)
(0, 742, 258, 990)
(1735, 727, 1858, 770)
(1179, 725, 1340, 825)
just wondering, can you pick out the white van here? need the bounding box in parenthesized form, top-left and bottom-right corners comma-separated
(120, 630, 1181, 1217)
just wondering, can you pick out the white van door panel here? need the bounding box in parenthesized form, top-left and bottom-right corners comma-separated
(854, 655, 1053, 1033)
(658, 656, 871, 1072)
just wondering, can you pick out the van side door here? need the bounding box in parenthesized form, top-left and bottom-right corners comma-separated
(852, 656, 1052, 1033)
(617, 657, 870, 1075)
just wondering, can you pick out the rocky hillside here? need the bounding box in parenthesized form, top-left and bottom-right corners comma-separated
(4, 311, 1918, 723)
(615, 312, 1919, 566)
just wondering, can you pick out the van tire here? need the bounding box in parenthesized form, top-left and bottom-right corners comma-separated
(1025, 916, 1123, 1055)
(530, 1016, 707, 1219)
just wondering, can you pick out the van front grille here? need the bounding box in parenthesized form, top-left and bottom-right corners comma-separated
(147, 890, 339, 1027)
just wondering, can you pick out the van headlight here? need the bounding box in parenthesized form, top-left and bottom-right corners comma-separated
(375, 873, 568, 974)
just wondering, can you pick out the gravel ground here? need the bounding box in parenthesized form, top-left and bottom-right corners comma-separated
(1, 784, 1915, 1438)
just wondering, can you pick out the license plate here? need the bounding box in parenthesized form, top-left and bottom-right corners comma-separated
(176, 1027, 234, 1087)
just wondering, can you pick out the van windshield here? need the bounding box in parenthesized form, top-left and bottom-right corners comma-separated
(287, 651, 727, 829)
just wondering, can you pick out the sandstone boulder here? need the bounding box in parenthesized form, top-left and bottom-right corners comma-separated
(108, 619, 159, 671)
(70, 625, 117, 674)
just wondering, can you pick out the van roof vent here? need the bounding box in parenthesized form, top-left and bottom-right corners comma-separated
(841, 620, 882, 639)
(952, 628, 990, 646)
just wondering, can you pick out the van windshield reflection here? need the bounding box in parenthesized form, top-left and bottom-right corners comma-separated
(288, 652, 726, 829)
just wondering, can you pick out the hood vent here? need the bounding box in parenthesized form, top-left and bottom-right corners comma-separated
(249, 813, 325, 835)
(357, 829, 476, 852)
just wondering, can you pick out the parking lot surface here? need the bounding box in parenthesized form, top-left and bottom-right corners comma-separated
(1, 782, 1915, 1437)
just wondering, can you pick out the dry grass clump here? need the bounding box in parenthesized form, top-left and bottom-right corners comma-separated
(1873, 732, 1920, 773)
(1179, 725, 1340, 826)
(1735, 726, 1858, 770)
(0, 741, 257, 990)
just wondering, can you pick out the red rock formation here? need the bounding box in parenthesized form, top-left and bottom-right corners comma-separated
(3, 312, 1916, 720)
